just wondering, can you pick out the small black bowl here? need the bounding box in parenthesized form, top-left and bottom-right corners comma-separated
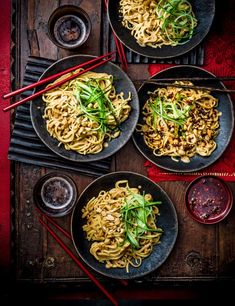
(47, 5, 91, 50)
(33, 172, 78, 217)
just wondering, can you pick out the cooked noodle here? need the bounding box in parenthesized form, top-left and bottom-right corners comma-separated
(82, 180, 163, 272)
(119, 0, 197, 48)
(42, 69, 132, 155)
(137, 81, 221, 163)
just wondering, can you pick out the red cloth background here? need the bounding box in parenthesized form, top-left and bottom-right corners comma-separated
(0, 0, 11, 272)
(146, 0, 235, 182)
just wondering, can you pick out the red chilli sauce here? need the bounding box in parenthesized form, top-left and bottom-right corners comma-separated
(187, 176, 231, 222)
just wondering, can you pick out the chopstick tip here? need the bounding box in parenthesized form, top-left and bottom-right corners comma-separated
(2, 106, 10, 112)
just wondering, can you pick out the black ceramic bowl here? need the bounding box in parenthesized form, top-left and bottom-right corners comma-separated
(132, 65, 234, 172)
(47, 5, 91, 50)
(71, 171, 178, 279)
(108, 0, 215, 59)
(30, 55, 139, 162)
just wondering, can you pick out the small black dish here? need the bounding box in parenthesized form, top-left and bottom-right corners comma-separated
(47, 5, 91, 50)
(71, 171, 178, 279)
(132, 65, 234, 173)
(108, 0, 215, 59)
(33, 172, 78, 217)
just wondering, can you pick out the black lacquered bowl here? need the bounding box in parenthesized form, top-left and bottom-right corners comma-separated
(71, 171, 178, 279)
(132, 65, 234, 172)
(30, 55, 139, 162)
(108, 0, 215, 59)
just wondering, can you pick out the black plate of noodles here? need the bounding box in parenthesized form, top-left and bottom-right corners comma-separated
(71, 171, 178, 279)
(108, 0, 215, 59)
(132, 65, 234, 172)
(30, 55, 139, 162)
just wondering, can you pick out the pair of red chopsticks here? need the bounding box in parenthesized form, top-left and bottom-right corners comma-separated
(36, 207, 127, 306)
(103, 0, 128, 72)
(2, 51, 115, 112)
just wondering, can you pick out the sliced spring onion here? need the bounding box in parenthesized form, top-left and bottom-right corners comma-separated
(156, 0, 197, 45)
(150, 97, 191, 127)
(121, 192, 163, 249)
(74, 79, 119, 133)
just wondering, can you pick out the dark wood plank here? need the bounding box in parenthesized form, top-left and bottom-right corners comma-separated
(15, 163, 94, 281)
(156, 181, 217, 279)
(15, 163, 45, 280)
(31, 0, 58, 59)
(218, 183, 235, 277)
(42, 170, 93, 280)
(19, 0, 30, 86)
(18, 0, 59, 85)
(12, 0, 235, 287)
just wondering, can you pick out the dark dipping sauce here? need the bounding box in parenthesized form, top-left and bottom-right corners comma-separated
(41, 177, 73, 210)
(186, 176, 233, 224)
(34, 173, 78, 217)
(53, 15, 86, 48)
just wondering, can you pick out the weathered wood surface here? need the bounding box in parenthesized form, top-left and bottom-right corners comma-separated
(12, 0, 235, 290)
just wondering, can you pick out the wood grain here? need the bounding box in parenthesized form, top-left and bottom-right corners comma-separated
(12, 0, 235, 288)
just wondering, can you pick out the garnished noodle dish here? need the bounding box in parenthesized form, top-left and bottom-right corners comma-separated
(137, 82, 221, 163)
(82, 180, 163, 272)
(42, 69, 132, 155)
(119, 0, 197, 48)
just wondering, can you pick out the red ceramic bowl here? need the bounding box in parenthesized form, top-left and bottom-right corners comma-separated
(185, 176, 233, 224)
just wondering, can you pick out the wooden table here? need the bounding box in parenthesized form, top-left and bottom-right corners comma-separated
(10, 0, 235, 303)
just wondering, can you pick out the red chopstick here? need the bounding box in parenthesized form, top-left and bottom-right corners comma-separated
(35, 207, 71, 239)
(3, 51, 115, 100)
(38, 217, 119, 306)
(103, 0, 128, 72)
(113, 34, 128, 72)
(36, 208, 128, 287)
(3, 54, 115, 112)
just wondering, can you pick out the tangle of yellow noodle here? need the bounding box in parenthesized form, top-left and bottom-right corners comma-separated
(119, 0, 197, 48)
(42, 69, 132, 155)
(82, 180, 162, 273)
(137, 82, 221, 163)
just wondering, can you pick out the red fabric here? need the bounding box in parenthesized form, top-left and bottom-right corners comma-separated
(0, 0, 11, 271)
(146, 1, 235, 182)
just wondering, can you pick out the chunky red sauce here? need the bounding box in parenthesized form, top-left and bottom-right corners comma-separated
(187, 176, 231, 222)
